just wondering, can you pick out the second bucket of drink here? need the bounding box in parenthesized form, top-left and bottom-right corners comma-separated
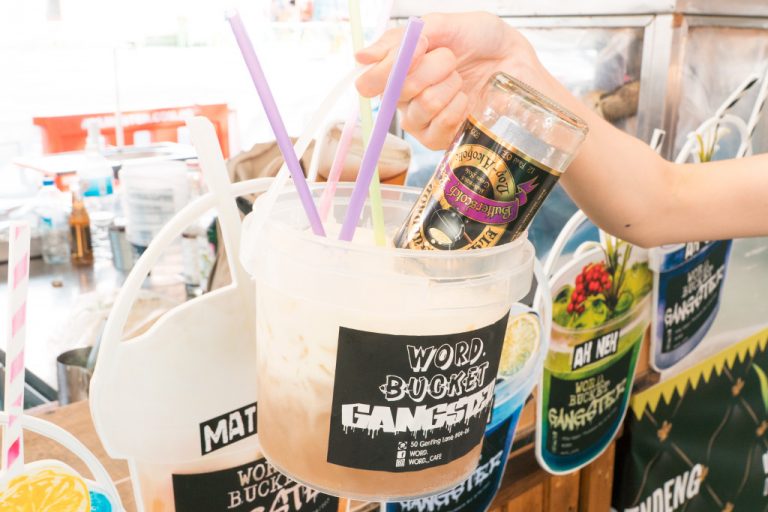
(243, 183, 535, 500)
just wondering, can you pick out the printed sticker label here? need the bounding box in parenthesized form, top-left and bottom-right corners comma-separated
(326, 314, 509, 472)
(651, 240, 732, 370)
(172, 457, 340, 512)
(395, 117, 560, 250)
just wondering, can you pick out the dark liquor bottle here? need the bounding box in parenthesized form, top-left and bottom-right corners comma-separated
(395, 72, 588, 250)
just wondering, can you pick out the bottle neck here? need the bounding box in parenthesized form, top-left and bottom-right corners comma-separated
(71, 194, 90, 222)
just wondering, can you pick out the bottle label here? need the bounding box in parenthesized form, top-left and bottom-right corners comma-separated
(325, 313, 508, 472)
(395, 117, 560, 250)
(71, 225, 93, 258)
(172, 457, 341, 512)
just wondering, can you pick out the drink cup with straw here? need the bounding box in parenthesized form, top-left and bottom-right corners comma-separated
(339, 17, 424, 241)
(226, 10, 326, 237)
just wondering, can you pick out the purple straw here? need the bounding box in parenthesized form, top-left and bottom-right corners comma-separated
(227, 11, 325, 236)
(338, 17, 424, 241)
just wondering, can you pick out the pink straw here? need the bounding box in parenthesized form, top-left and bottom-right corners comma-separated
(339, 17, 424, 241)
(2, 222, 30, 476)
(227, 11, 325, 236)
(319, 105, 359, 221)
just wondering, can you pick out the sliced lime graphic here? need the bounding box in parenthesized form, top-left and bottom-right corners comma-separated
(499, 312, 540, 377)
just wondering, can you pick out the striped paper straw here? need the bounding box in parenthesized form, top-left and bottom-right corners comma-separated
(715, 73, 759, 120)
(738, 67, 768, 158)
(2, 221, 30, 476)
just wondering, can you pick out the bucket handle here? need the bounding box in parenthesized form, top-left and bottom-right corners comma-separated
(542, 210, 591, 280)
(533, 258, 552, 361)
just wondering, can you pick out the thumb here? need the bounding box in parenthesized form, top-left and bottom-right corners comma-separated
(355, 27, 403, 64)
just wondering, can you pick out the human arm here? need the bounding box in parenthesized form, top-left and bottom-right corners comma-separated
(355, 12, 768, 247)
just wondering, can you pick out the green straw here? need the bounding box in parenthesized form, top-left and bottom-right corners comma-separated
(349, 0, 386, 246)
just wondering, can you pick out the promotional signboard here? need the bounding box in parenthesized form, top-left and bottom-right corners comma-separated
(613, 327, 768, 511)
(538, 240, 652, 474)
(649, 241, 733, 371)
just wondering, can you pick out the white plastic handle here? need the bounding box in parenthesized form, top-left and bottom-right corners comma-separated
(92, 180, 272, 382)
(188, 117, 251, 300)
(542, 210, 590, 280)
(675, 114, 749, 164)
(0, 412, 123, 510)
(533, 258, 552, 357)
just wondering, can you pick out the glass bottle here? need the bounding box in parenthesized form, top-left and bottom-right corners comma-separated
(70, 188, 94, 265)
(395, 72, 588, 250)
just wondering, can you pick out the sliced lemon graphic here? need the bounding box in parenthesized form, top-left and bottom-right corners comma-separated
(0, 464, 90, 512)
(499, 312, 540, 377)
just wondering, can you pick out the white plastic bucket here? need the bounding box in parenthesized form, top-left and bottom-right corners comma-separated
(91, 62, 372, 512)
(244, 183, 536, 501)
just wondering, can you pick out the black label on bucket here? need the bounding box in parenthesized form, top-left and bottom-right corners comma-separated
(326, 313, 508, 472)
(199, 402, 258, 455)
(172, 457, 340, 512)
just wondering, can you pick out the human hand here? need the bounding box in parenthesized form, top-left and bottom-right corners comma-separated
(355, 12, 548, 149)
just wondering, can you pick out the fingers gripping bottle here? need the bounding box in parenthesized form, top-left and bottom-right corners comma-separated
(395, 72, 588, 250)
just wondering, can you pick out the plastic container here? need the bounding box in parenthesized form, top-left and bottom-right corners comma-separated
(244, 183, 536, 500)
(36, 178, 71, 264)
(119, 161, 190, 249)
(90, 179, 269, 511)
(92, 62, 374, 511)
(91, 177, 349, 512)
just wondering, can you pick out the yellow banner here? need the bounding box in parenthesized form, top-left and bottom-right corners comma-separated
(630, 327, 768, 419)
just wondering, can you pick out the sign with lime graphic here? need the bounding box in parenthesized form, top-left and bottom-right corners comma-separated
(614, 328, 768, 511)
(386, 306, 543, 512)
(537, 239, 652, 474)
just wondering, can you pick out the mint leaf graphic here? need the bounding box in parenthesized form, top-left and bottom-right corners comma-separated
(751, 364, 768, 414)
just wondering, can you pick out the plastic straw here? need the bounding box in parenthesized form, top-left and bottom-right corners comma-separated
(226, 11, 325, 236)
(242, 64, 372, 251)
(319, 104, 359, 221)
(349, 0, 386, 246)
(3, 222, 30, 477)
(339, 17, 423, 241)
